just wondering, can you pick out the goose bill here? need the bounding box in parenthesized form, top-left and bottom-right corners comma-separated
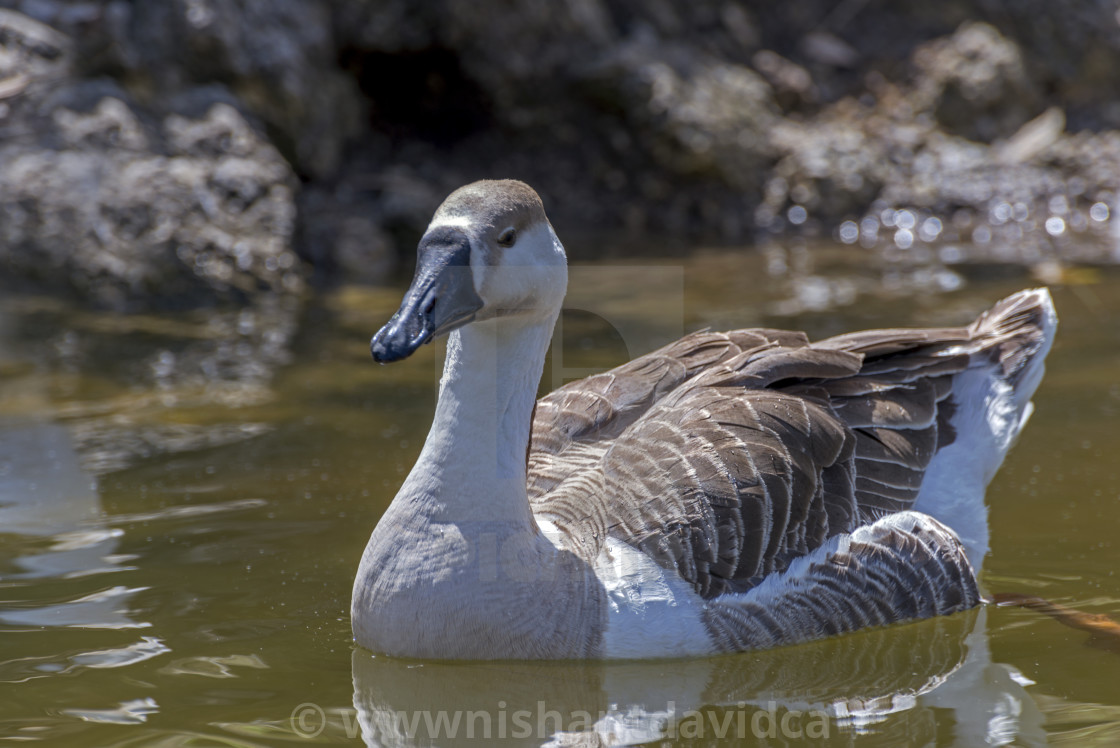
(370, 226, 484, 363)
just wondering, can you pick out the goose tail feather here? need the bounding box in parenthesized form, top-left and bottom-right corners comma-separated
(912, 288, 1057, 568)
(967, 287, 1057, 408)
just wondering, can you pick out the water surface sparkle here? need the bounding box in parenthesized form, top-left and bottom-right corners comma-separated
(2, 239, 1119, 746)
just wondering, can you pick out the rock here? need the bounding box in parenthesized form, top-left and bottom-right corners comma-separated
(752, 49, 816, 109)
(749, 14, 1117, 262)
(977, 0, 1120, 130)
(583, 34, 777, 195)
(763, 100, 890, 228)
(297, 186, 395, 285)
(0, 11, 302, 309)
(3, 0, 363, 178)
(0, 95, 302, 309)
(330, 0, 783, 239)
(911, 22, 1041, 143)
(4, 0, 1120, 288)
(994, 107, 1066, 165)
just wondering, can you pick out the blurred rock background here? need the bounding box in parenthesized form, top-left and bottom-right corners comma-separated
(1, 0, 1119, 309)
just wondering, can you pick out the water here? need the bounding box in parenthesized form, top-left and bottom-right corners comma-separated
(1, 241, 1119, 746)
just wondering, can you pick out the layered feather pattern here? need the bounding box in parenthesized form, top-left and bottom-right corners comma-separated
(529, 291, 1052, 616)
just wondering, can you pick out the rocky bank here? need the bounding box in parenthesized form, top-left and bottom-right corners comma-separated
(1, 0, 1119, 308)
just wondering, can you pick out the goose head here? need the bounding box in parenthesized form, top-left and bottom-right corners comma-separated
(371, 180, 568, 363)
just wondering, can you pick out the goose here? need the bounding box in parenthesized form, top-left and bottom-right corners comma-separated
(352, 179, 1057, 660)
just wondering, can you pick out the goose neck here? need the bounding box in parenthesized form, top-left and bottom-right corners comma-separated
(407, 314, 555, 526)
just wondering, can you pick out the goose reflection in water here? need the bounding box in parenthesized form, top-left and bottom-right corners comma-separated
(351, 605, 1045, 747)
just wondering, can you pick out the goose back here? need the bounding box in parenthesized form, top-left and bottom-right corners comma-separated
(528, 291, 1051, 601)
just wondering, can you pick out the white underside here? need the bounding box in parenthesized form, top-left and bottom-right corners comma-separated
(538, 520, 715, 659)
(912, 363, 1040, 570)
(716, 511, 926, 611)
(914, 292, 1055, 571)
(540, 513, 939, 659)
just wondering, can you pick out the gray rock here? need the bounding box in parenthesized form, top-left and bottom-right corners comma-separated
(3, 0, 363, 178)
(0, 10, 302, 309)
(5, 0, 1120, 288)
(911, 22, 1041, 143)
(583, 34, 777, 194)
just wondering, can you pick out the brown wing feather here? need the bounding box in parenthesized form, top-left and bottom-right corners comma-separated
(531, 335, 867, 598)
(529, 292, 1051, 600)
(527, 330, 804, 499)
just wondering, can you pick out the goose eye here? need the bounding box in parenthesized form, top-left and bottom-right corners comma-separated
(497, 227, 517, 247)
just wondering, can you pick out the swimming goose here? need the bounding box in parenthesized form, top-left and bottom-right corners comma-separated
(352, 179, 1056, 660)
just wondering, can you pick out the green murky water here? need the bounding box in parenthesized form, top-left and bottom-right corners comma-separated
(2, 242, 1119, 746)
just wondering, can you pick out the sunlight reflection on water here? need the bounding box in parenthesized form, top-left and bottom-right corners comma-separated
(1, 237, 1119, 745)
